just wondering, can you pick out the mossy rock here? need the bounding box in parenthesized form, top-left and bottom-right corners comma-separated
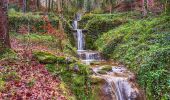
(101, 65, 112, 72)
(90, 75, 105, 84)
(97, 70, 107, 74)
(33, 51, 66, 64)
(90, 61, 101, 65)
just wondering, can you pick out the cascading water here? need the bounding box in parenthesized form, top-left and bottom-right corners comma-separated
(77, 29, 84, 51)
(73, 21, 78, 29)
(72, 13, 101, 62)
(72, 13, 143, 100)
(93, 66, 142, 100)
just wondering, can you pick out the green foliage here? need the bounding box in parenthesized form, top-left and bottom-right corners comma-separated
(63, 20, 76, 46)
(0, 78, 5, 92)
(8, 10, 59, 32)
(80, 12, 140, 49)
(45, 62, 92, 100)
(15, 33, 55, 42)
(0, 66, 20, 92)
(0, 49, 18, 60)
(95, 14, 170, 99)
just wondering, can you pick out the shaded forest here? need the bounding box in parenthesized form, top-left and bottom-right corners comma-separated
(0, 0, 170, 100)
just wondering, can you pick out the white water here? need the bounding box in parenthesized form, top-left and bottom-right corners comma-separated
(77, 29, 84, 50)
(93, 66, 141, 100)
(73, 21, 78, 29)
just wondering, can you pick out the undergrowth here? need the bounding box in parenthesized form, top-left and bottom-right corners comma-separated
(94, 14, 170, 99)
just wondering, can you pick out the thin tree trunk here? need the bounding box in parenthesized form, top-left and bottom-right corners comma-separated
(51, 0, 54, 11)
(0, 0, 11, 48)
(36, 0, 40, 11)
(23, 0, 26, 13)
(142, 0, 147, 16)
(48, 0, 51, 12)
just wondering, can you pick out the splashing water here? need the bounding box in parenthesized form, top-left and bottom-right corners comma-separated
(93, 66, 142, 100)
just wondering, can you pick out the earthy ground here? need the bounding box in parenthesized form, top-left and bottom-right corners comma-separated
(0, 38, 67, 99)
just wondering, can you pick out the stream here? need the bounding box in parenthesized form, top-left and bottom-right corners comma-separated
(72, 13, 143, 100)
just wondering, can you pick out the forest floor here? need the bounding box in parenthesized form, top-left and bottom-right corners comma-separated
(0, 36, 68, 99)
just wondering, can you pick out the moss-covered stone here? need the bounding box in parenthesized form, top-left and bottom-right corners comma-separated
(90, 75, 105, 84)
(33, 51, 67, 64)
(90, 61, 101, 65)
(97, 70, 107, 74)
(101, 65, 112, 72)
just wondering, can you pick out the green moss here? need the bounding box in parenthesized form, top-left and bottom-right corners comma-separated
(101, 65, 112, 72)
(90, 75, 105, 84)
(45, 62, 92, 100)
(16, 33, 55, 42)
(97, 70, 107, 74)
(33, 51, 66, 64)
(0, 49, 18, 60)
(8, 11, 59, 32)
(0, 78, 5, 92)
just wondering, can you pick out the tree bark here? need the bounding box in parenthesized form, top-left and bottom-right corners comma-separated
(142, 0, 147, 16)
(0, 0, 10, 48)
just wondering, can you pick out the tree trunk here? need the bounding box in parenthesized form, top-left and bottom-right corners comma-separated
(48, 0, 51, 12)
(0, 0, 11, 48)
(36, 0, 40, 11)
(23, 0, 26, 13)
(142, 0, 147, 16)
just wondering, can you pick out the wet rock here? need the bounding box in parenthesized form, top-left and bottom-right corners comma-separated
(90, 75, 105, 84)
(73, 65, 80, 72)
(97, 70, 107, 74)
(90, 61, 101, 65)
(101, 65, 112, 72)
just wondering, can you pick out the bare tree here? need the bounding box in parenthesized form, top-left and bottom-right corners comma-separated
(0, 0, 10, 49)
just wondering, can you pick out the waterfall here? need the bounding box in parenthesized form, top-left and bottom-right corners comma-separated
(72, 13, 142, 100)
(77, 29, 84, 51)
(73, 21, 78, 29)
(93, 66, 141, 100)
(105, 77, 138, 100)
(85, 52, 100, 60)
